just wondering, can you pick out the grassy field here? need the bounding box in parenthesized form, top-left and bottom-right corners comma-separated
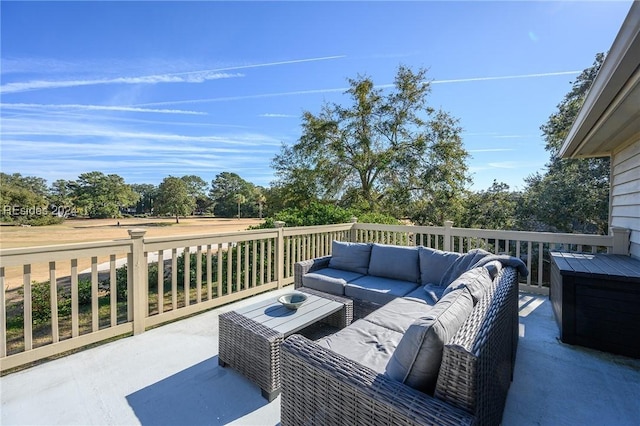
(0, 217, 264, 288)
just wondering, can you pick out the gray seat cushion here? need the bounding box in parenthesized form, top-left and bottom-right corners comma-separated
(385, 288, 474, 394)
(316, 319, 403, 374)
(328, 241, 372, 275)
(364, 298, 434, 334)
(418, 247, 462, 285)
(441, 266, 494, 304)
(367, 244, 420, 283)
(345, 275, 419, 305)
(402, 284, 444, 306)
(302, 267, 364, 295)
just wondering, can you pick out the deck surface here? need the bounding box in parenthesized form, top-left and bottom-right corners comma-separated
(2, 287, 640, 425)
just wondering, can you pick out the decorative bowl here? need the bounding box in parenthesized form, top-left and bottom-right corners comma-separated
(278, 292, 308, 310)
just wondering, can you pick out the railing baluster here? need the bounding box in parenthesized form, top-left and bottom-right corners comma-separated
(227, 244, 233, 293)
(171, 248, 178, 309)
(217, 244, 223, 296)
(196, 246, 202, 303)
(244, 242, 249, 290)
(23, 265, 33, 351)
(526, 242, 533, 287)
(285, 237, 291, 279)
(206, 245, 212, 300)
(538, 242, 544, 289)
(236, 243, 241, 291)
(91, 256, 98, 332)
(158, 250, 164, 314)
(260, 240, 266, 286)
(71, 259, 79, 337)
(49, 261, 59, 343)
(252, 240, 257, 288)
(184, 247, 190, 306)
(267, 239, 273, 283)
(110, 255, 117, 326)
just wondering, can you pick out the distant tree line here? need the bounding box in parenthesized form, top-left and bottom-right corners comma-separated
(0, 171, 270, 224)
(0, 58, 609, 234)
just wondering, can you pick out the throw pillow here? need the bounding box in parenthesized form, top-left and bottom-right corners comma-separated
(385, 288, 474, 394)
(328, 240, 372, 275)
(367, 243, 420, 283)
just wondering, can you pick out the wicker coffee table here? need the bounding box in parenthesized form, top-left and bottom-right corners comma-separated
(218, 288, 353, 401)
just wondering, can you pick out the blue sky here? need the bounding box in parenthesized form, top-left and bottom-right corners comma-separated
(0, 1, 633, 192)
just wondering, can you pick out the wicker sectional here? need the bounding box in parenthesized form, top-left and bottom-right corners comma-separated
(283, 250, 521, 425)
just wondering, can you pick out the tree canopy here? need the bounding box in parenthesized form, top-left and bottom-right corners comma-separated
(156, 176, 194, 223)
(272, 66, 470, 219)
(521, 53, 609, 234)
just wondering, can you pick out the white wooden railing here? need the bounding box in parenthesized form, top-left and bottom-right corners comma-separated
(0, 221, 630, 372)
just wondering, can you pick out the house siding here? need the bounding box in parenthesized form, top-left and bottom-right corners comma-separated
(610, 139, 640, 259)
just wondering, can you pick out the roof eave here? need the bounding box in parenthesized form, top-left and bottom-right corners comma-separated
(559, 2, 640, 159)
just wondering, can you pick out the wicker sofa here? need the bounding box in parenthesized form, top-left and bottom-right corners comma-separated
(282, 242, 526, 425)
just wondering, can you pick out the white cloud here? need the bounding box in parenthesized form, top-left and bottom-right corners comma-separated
(1, 103, 207, 115)
(260, 113, 297, 118)
(0, 54, 346, 94)
(1, 116, 282, 146)
(0, 72, 242, 94)
(431, 71, 580, 84)
(141, 70, 581, 107)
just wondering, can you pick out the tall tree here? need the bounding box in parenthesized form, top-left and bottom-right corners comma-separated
(272, 66, 469, 217)
(255, 192, 267, 219)
(156, 176, 194, 223)
(0, 173, 51, 223)
(520, 53, 609, 234)
(73, 172, 138, 218)
(180, 175, 210, 215)
(461, 181, 521, 230)
(209, 172, 256, 217)
(130, 183, 158, 215)
(49, 179, 77, 217)
(406, 110, 470, 224)
(234, 193, 247, 219)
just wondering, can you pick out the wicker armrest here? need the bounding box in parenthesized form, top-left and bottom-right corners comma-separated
(281, 334, 474, 426)
(293, 255, 332, 288)
(435, 266, 519, 425)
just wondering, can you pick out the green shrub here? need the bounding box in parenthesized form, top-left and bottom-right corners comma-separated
(18, 281, 72, 324)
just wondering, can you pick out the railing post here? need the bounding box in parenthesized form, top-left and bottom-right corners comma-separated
(443, 220, 453, 252)
(128, 229, 147, 335)
(610, 227, 630, 255)
(350, 216, 358, 242)
(275, 221, 285, 289)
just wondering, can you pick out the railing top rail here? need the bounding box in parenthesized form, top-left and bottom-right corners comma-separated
(351, 223, 613, 245)
(283, 223, 353, 237)
(143, 228, 280, 252)
(447, 226, 613, 245)
(353, 223, 447, 233)
(0, 239, 133, 268)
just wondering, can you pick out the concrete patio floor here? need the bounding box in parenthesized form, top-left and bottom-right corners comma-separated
(2, 287, 639, 426)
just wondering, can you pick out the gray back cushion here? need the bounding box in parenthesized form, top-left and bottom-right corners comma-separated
(328, 241, 372, 275)
(418, 247, 462, 285)
(441, 266, 494, 305)
(367, 244, 420, 283)
(385, 288, 474, 394)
